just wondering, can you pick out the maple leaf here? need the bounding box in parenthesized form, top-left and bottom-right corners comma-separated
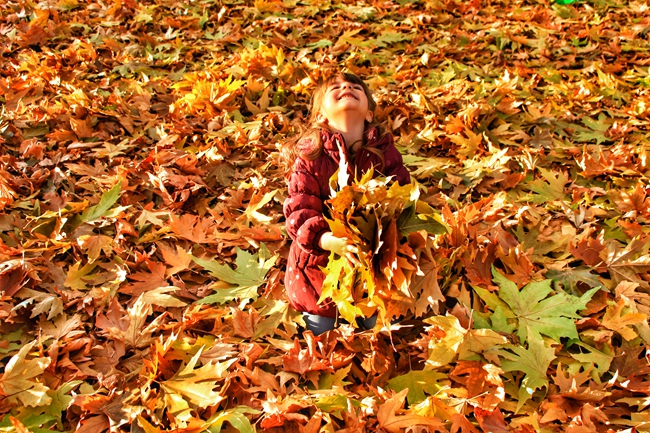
(423, 315, 467, 368)
(14, 287, 64, 320)
(160, 346, 235, 410)
(95, 296, 162, 350)
(478, 268, 599, 343)
(282, 334, 330, 374)
(601, 299, 647, 341)
(242, 189, 277, 225)
(192, 244, 278, 305)
(0, 340, 52, 407)
(497, 337, 556, 412)
(386, 370, 447, 405)
(377, 389, 446, 433)
(158, 242, 192, 277)
(120, 260, 168, 297)
(169, 213, 217, 244)
(522, 167, 569, 203)
(603, 237, 650, 289)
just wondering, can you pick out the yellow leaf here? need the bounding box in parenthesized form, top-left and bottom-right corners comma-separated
(161, 347, 235, 409)
(142, 286, 187, 308)
(424, 315, 467, 368)
(602, 299, 647, 341)
(0, 341, 52, 407)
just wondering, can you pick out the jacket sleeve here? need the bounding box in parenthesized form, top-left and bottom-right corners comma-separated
(384, 143, 411, 186)
(284, 161, 329, 254)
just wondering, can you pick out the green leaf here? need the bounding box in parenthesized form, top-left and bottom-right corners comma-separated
(569, 341, 614, 376)
(307, 39, 333, 49)
(81, 181, 123, 222)
(492, 268, 598, 343)
(497, 338, 556, 412)
(0, 414, 58, 433)
(319, 364, 353, 389)
(386, 370, 447, 405)
(575, 129, 610, 144)
(45, 381, 83, 426)
(373, 31, 414, 48)
(207, 406, 261, 433)
(193, 244, 278, 305)
(0, 340, 52, 407)
(397, 205, 449, 235)
(490, 306, 517, 334)
(199, 9, 209, 29)
(314, 394, 360, 415)
(582, 114, 610, 132)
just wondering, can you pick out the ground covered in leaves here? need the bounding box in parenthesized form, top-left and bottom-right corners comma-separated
(1, 0, 650, 431)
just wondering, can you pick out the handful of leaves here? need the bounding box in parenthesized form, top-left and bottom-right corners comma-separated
(319, 169, 449, 328)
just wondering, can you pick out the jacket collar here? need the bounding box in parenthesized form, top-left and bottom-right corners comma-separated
(321, 126, 383, 154)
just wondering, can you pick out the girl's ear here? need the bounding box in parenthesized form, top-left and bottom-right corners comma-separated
(365, 112, 373, 122)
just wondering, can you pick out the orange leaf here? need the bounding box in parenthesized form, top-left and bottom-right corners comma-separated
(474, 408, 508, 433)
(282, 334, 329, 374)
(377, 389, 446, 433)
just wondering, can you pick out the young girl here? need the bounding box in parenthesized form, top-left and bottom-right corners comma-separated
(282, 72, 410, 335)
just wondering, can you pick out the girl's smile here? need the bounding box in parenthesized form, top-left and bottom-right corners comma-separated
(320, 78, 370, 124)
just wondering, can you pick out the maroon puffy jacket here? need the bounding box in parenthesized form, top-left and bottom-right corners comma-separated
(283, 127, 410, 318)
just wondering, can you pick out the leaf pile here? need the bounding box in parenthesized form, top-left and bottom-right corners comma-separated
(321, 171, 448, 326)
(1, 0, 650, 431)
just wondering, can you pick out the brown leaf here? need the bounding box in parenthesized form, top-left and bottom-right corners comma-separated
(570, 229, 605, 268)
(232, 307, 259, 339)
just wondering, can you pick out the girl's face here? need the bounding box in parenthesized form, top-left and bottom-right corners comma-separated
(318, 76, 371, 124)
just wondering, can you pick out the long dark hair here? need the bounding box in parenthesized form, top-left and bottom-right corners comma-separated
(280, 71, 380, 175)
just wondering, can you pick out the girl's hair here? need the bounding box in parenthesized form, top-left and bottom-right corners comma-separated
(280, 71, 380, 175)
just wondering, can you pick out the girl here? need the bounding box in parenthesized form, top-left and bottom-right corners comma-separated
(282, 72, 410, 335)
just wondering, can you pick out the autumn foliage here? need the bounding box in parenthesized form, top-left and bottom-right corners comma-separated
(1, 0, 650, 431)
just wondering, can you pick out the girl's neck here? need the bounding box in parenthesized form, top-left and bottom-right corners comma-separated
(327, 118, 365, 151)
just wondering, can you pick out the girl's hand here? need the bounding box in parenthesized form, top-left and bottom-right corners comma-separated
(319, 232, 360, 266)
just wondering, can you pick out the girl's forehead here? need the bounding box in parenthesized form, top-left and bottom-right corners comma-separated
(327, 77, 359, 87)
